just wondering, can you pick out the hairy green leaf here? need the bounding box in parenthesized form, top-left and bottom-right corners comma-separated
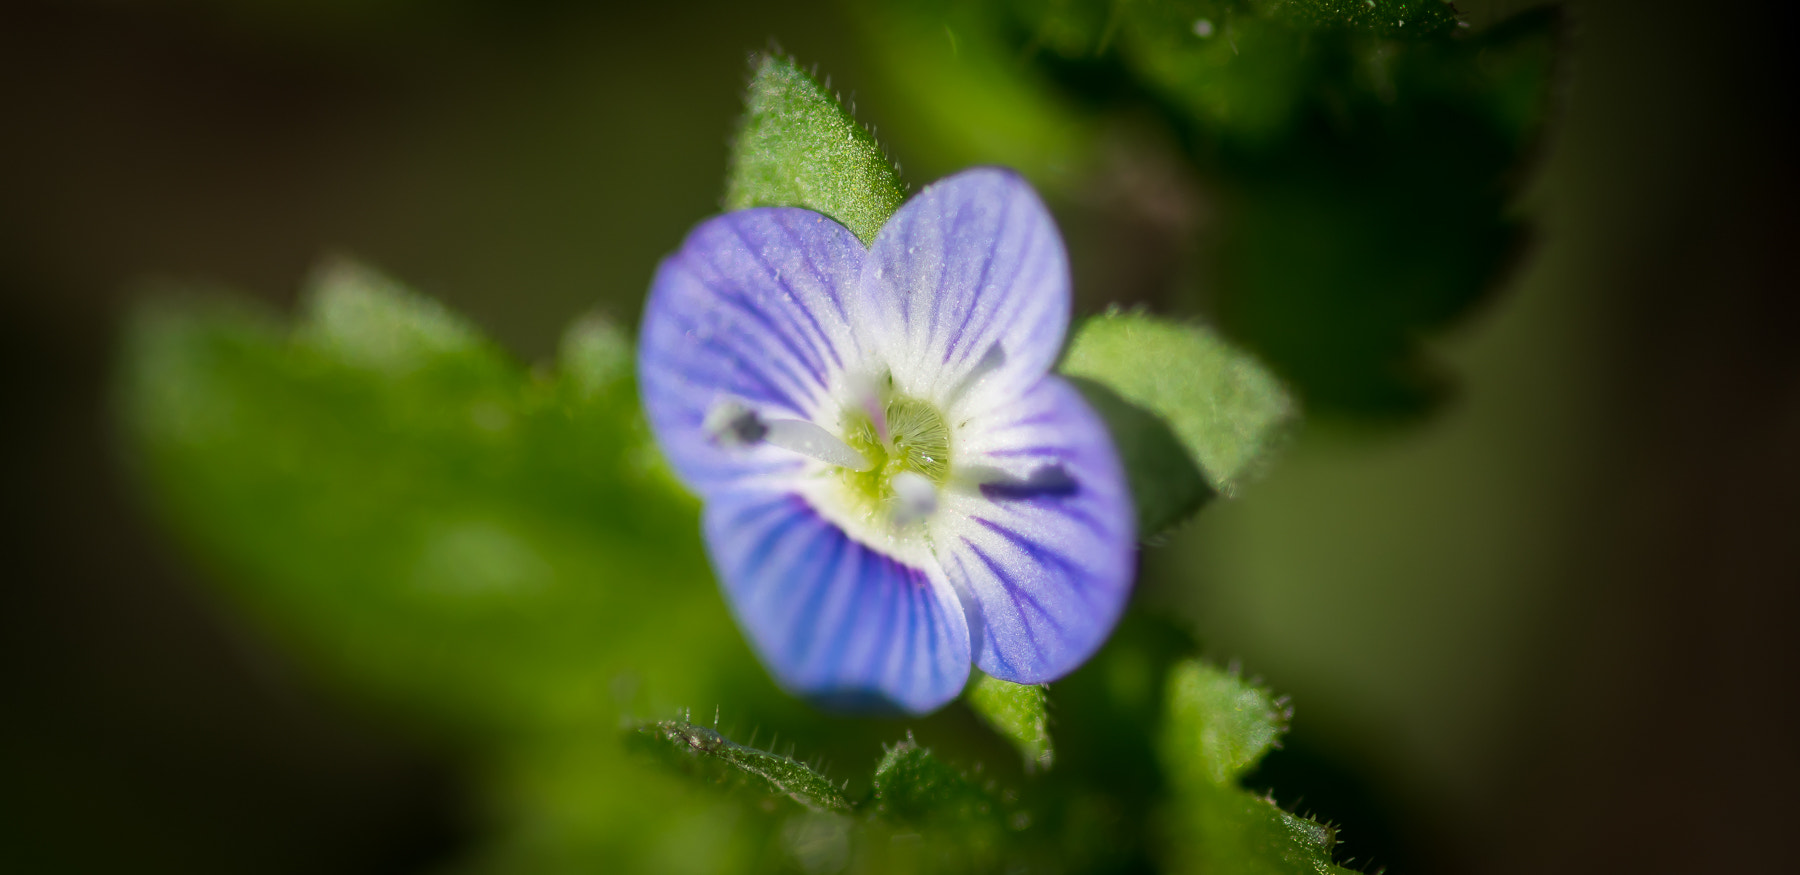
(965, 674, 1054, 772)
(1160, 661, 1357, 875)
(870, 735, 1019, 871)
(726, 53, 907, 243)
(871, 736, 1007, 827)
(632, 719, 853, 813)
(1163, 661, 1289, 787)
(1062, 312, 1297, 524)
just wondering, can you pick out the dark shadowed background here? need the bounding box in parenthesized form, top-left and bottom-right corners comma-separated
(3, 0, 1795, 872)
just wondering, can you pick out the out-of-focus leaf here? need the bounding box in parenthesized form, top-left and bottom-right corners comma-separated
(632, 719, 853, 814)
(296, 257, 491, 371)
(117, 257, 735, 735)
(1062, 311, 1296, 527)
(725, 53, 907, 244)
(119, 259, 851, 871)
(965, 674, 1054, 772)
(1159, 660, 1358, 875)
(558, 311, 634, 397)
(1283, 0, 1459, 35)
(846, 0, 1099, 186)
(1205, 9, 1561, 416)
(1106, 3, 1562, 416)
(860, 1, 1563, 417)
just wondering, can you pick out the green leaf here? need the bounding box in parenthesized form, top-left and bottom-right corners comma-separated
(965, 674, 1054, 772)
(117, 258, 729, 737)
(119, 261, 833, 871)
(1162, 660, 1288, 787)
(1061, 311, 1297, 525)
(1118, 4, 1563, 416)
(846, 0, 1100, 186)
(637, 725, 1043, 872)
(1065, 376, 1214, 538)
(557, 311, 634, 397)
(870, 735, 1017, 870)
(631, 719, 853, 814)
(872, 735, 1005, 825)
(296, 255, 493, 373)
(1159, 661, 1358, 875)
(858, 1, 1562, 417)
(725, 53, 907, 244)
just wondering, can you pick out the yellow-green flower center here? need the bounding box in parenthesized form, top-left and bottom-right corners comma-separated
(836, 395, 951, 523)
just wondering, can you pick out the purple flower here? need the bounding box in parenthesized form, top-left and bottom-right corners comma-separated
(638, 168, 1135, 713)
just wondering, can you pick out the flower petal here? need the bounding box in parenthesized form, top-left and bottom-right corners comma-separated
(703, 489, 973, 713)
(639, 208, 867, 493)
(854, 167, 1070, 415)
(935, 376, 1135, 684)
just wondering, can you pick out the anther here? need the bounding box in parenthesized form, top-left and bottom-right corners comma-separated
(704, 400, 766, 447)
(957, 463, 1077, 499)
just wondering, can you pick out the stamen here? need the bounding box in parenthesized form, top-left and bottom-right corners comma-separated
(890, 470, 938, 522)
(764, 419, 877, 471)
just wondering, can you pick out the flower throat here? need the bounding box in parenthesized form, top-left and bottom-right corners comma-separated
(838, 394, 951, 522)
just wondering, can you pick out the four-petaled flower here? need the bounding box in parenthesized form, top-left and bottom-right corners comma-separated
(639, 168, 1135, 713)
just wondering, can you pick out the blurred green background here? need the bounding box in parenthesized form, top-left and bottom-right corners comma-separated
(3, 0, 1796, 872)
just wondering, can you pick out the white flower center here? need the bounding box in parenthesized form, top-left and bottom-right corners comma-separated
(707, 381, 958, 561)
